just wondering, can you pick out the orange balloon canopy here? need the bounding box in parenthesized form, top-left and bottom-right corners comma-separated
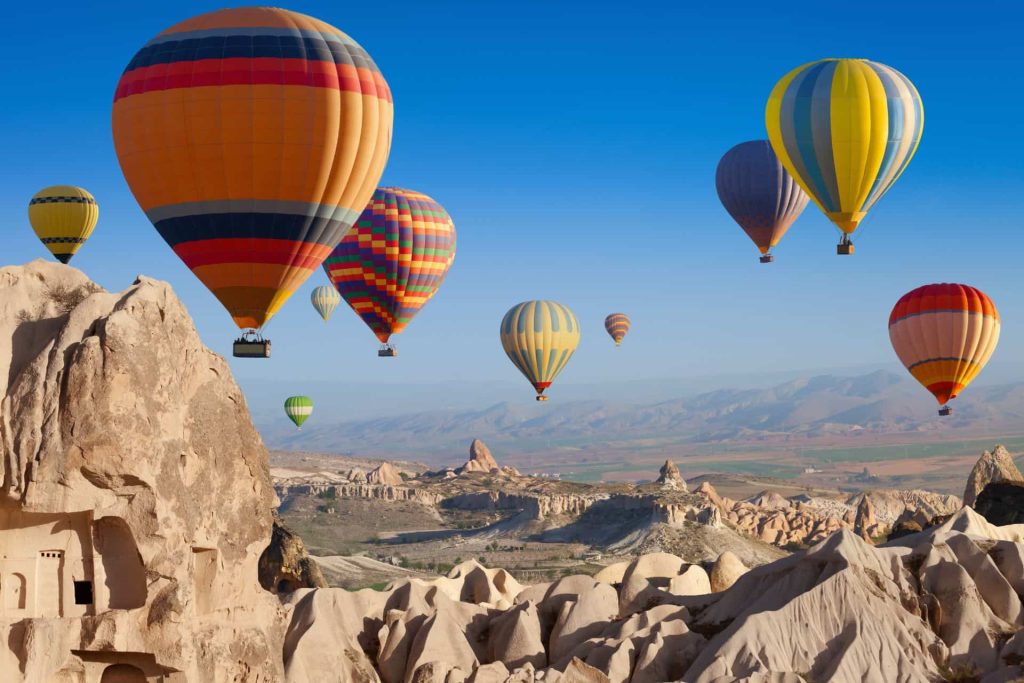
(888, 283, 999, 407)
(112, 7, 393, 329)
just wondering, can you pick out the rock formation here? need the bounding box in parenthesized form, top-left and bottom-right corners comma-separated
(964, 444, 1024, 506)
(259, 515, 328, 594)
(0, 261, 283, 680)
(276, 506, 1024, 682)
(655, 460, 683, 488)
(367, 461, 403, 486)
(975, 481, 1024, 525)
(708, 551, 747, 592)
(460, 438, 502, 474)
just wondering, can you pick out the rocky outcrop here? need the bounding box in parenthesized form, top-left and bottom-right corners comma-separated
(655, 460, 683, 488)
(275, 482, 446, 506)
(965, 445, 1024, 507)
(0, 261, 283, 680)
(368, 461, 403, 486)
(279, 507, 1024, 682)
(974, 481, 1024, 526)
(259, 516, 328, 594)
(853, 494, 881, 540)
(460, 438, 501, 474)
(709, 551, 747, 592)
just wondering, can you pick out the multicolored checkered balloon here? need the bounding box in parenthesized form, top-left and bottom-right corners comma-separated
(323, 187, 456, 349)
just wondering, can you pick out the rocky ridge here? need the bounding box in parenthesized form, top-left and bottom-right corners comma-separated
(964, 444, 1024, 506)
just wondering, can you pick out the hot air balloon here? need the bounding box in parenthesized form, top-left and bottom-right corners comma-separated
(715, 141, 809, 263)
(604, 313, 631, 346)
(500, 301, 580, 401)
(28, 186, 98, 263)
(889, 284, 999, 416)
(284, 396, 313, 429)
(311, 286, 341, 322)
(323, 187, 456, 357)
(766, 59, 923, 255)
(112, 7, 393, 358)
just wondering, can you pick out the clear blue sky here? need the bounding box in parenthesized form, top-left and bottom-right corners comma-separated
(2, 1, 1022, 409)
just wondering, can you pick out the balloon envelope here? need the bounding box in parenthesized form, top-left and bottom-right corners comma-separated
(715, 141, 808, 255)
(311, 286, 341, 322)
(889, 284, 999, 406)
(604, 313, 631, 346)
(766, 59, 923, 236)
(112, 7, 393, 330)
(28, 186, 98, 263)
(323, 187, 456, 344)
(500, 301, 580, 399)
(284, 396, 313, 428)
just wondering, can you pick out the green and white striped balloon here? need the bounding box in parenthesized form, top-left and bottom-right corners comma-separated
(284, 395, 313, 429)
(311, 285, 341, 322)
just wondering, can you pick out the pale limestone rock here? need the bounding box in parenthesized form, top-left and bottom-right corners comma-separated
(488, 601, 546, 670)
(710, 551, 749, 593)
(0, 262, 283, 681)
(460, 439, 500, 474)
(668, 565, 711, 597)
(368, 461, 404, 486)
(965, 445, 1024, 507)
(655, 459, 683, 488)
(592, 561, 629, 586)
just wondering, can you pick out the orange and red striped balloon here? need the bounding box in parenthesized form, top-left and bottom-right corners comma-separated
(889, 284, 999, 410)
(604, 313, 631, 346)
(112, 7, 393, 330)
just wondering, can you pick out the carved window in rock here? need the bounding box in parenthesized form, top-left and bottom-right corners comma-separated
(74, 580, 94, 605)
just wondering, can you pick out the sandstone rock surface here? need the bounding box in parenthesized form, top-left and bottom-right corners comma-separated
(655, 460, 683, 488)
(965, 445, 1024, 507)
(0, 261, 283, 681)
(461, 439, 501, 474)
(368, 461, 404, 486)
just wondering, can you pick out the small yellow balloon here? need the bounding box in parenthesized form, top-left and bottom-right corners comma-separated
(28, 186, 98, 263)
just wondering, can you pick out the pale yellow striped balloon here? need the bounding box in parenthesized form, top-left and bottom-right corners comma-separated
(310, 285, 341, 322)
(500, 300, 580, 401)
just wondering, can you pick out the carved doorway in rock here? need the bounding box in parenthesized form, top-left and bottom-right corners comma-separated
(5, 572, 27, 610)
(38, 550, 64, 617)
(100, 663, 147, 682)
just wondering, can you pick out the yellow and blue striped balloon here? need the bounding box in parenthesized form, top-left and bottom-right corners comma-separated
(500, 301, 580, 401)
(28, 186, 99, 263)
(766, 59, 923, 241)
(310, 286, 341, 322)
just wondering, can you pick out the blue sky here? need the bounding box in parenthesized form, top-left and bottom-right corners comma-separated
(1, 0, 1022, 416)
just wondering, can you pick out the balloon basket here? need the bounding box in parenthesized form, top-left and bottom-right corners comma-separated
(378, 345, 397, 358)
(233, 331, 271, 358)
(536, 395, 548, 402)
(759, 254, 774, 264)
(938, 406, 953, 417)
(836, 243, 854, 255)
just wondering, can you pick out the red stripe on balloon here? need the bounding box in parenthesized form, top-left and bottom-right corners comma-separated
(114, 58, 392, 102)
(173, 238, 332, 268)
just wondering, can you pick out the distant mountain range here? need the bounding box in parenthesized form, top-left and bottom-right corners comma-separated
(259, 370, 1024, 460)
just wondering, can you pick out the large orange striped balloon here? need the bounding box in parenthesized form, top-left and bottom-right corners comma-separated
(112, 7, 393, 330)
(889, 284, 999, 410)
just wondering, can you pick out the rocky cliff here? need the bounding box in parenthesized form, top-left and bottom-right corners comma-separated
(0, 261, 283, 681)
(965, 444, 1024, 506)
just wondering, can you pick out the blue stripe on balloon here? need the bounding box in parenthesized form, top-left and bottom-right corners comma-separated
(793, 60, 836, 212)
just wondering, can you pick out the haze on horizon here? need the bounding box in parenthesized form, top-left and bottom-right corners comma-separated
(2, 0, 1022, 426)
